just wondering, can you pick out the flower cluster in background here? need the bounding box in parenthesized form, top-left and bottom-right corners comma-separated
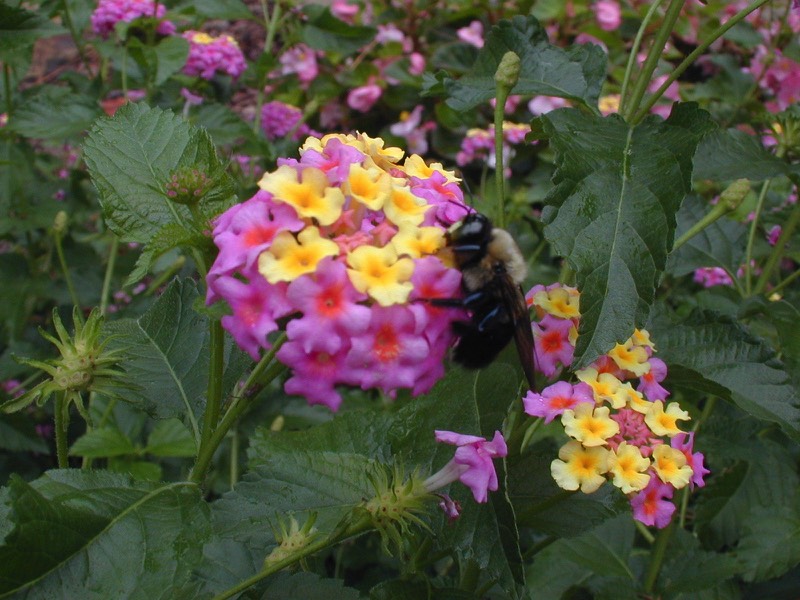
(522, 284, 709, 528)
(207, 133, 470, 410)
(182, 31, 247, 80)
(90, 0, 175, 37)
(456, 121, 532, 176)
(261, 101, 320, 141)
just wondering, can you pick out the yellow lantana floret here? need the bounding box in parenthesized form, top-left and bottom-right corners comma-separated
(576, 368, 627, 409)
(346, 244, 414, 306)
(258, 227, 340, 283)
(531, 286, 580, 319)
(357, 132, 404, 169)
(608, 340, 651, 377)
(391, 224, 445, 259)
(645, 401, 690, 437)
(561, 404, 620, 447)
(343, 163, 391, 211)
(383, 184, 429, 227)
(608, 442, 651, 493)
(551, 440, 611, 493)
(631, 328, 655, 351)
(652, 445, 693, 489)
(258, 166, 344, 226)
(402, 155, 460, 184)
(620, 382, 651, 414)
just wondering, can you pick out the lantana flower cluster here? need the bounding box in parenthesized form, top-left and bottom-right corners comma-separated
(90, 0, 175, 37)
(522, 284, 709, 528)
(207, 133, 471, 410)
(456, 121, 531, 176)
(182, 31, 247, 80)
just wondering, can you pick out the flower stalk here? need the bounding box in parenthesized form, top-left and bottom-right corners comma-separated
(493, 51, 520, 228)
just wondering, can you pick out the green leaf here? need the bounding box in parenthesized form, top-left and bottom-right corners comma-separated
(0, 473, 210, 597)
(261, 571, 362, 599)
(557, 514, 635, 580)
(659, 529, 740, 594)
(0, 413, 48, 453)
(188, 0, 254, 20)
(191, 103, 252, 147)
(0, 3, 62, 61)
(104, 279, 209, 441)
(152, 36, 190, 86)
(650, 309, 800, 441)
(300, 5, 376, 55)
(666, 195, 747, 278)
(145, 418, 197, 457)
(125, 221, 204, 286)
(9, 85, 103, 140)
(533, 103, 716, 366)
(692, 128, 788, 182)
(70, 427, 137, 458)
(737, 500, 800, 582)
(83, 102, 235, 243)
(425, 15, 606, 112)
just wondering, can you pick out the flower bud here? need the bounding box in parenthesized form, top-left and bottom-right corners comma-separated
(494, 51, 521, 90)
(165, 168, 212, 206)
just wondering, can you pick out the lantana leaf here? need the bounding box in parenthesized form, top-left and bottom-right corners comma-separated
(692, 128, 789, 182)
(531, 103, 716, 367)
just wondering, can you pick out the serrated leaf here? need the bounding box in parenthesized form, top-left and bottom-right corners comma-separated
(152, 36, 190, 86)
(534, 103, 716, 366)
(145, 418, 197, 457)
(104, 279, 209, 441)
(191, 103, 252, 147)
(666, 195, 747, 278)
(737, 499, 800, 582)
(0, 473, 210, 598)
(650, 309, 800, 441)
(426, 15, 606, 112)
(557, 514, 635, 580)
(0, 3, 62, 61)
(693, 128, 788, 182)
(125, 221, 204, 285)
(9, 85, 103, 140)
(70, 427, 137, 458)
(659, 529, 740, 594)
(300, 5, 376, 54)
(83, 102, 235, 243)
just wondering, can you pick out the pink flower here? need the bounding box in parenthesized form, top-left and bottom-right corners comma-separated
(457, 21, 484, 48)
(595, 0, 622, 31)
(91, 0, 175, 37)
(347, 83, 382, 112)
(278, 335, 349, 411)
(523, 381, 595, 423)
(183, 31, 247, 80)
(438, 494, 462, 521)
(532, 314, 575, 377)
(607, 408, 662, 457)
(671, 432, 710, 488)
(278, 44, 319, 85)
(425, 431, 508, 503)
(693, 267, 734, 288)
(630, 478, 675, 528)
(767, 225, 782, 246)
(331, 0, 359, 23)
(528, 96, 570, 116)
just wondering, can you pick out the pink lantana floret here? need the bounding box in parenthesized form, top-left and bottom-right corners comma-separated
(523, 381, 594, 423)
(429, 430, 508, 503)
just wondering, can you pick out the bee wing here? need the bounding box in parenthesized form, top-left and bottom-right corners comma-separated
(499, 277, 536, 391)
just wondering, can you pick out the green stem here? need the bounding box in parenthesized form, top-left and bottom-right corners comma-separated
(54, 392, 70, 468)
(53, 230, 83, 321)
(189, 335, 287, 485)
(145, 256, 186, 295)
(754, 197, 800, 294)
(212, 515, 373, 600)
(635, 520, 656, 544)
(672, 193, 742, 252)
(99, 235, 119, 316)
(60, 0, 93, 77)
(643, 516, 675, 593)
(229, 428, 239, 489)
(623, 0, 686, 124)
(770, 264, 800, 296)
(198, 320, 225, 456)
(619, 0, 667, 115)
(253, 0, 283, 136)
(517, 489, 574, 523)
(3, 63, 12, 116)
(631, 0, 772, 123)
(745, 179, 772, 295)
(493, 90, 508, 228)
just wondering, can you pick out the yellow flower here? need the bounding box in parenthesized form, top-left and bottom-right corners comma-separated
(608, 340, 650, 377)
(391, 224, 445, 259)
(343, 163, 392, 211)
(357, 132, 404, 169)
(258, 165, 344, 226)
(190, 32, 215, 44)
(645, 401, 690, 437)
(258, 227, 339, 283)
(530, 286, 580, 319)
(346, 244, 414, 306)
(599, 94, 620, 115)
(576, 368, 626, 409)
(608, 442, 651, 493)
(561, 403, 620, 447)
(402, 154, 460, 184)
(620, 382, 651, 414)
(551, 440, 611, 493)
(631, 328, 655, 352)
(383, 184, 429, 227)
(652, 445, 693, 489)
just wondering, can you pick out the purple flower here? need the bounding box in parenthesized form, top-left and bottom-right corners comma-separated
(91, 0, 175, 37)
(523, 381, 594, 423)
(630, 478, 675, 528)
(183, 31, 246, 80)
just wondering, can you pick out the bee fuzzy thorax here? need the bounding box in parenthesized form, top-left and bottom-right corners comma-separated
(487, 228, 526, 284)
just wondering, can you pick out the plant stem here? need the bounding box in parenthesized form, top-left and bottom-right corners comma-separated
(745, 178, 772, 295)
(619, 0, 666, 115)
(212, 515, 373, 599)
(54, 392, 70, 468)
(631, 0, 772, 123)
(253, 0, 283, 136)
(53, 230, 83, 321)
(755, 197, 800, 294)
(643, 517, 675, 593)
(623, 0, 686, 124)
(100, 235, 119, 316)
(517, 489, 574, 523)
(493, 90, 507, 228)
(635, 520, 656, 544)
(189, 335, 287, 485)
(197, 319, 225, 467)
(672, 192, 742, 252)
(60, 0, 94, 77)
(769, 264, 800, 296)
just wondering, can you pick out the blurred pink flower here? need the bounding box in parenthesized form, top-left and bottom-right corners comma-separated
(183, 31, 246, 80)
(457, 20, 484, 48)
(91, 0, 175, 37)
(347, 83, 382, 112)
(595, 0, 622, 31)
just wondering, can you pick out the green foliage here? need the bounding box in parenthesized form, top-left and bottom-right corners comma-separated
(300, 5, 377, 55)
(9, 85, 103, 140)
(0, 2, 62, 61)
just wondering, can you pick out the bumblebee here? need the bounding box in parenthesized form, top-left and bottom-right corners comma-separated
(437, 212, 536, 390)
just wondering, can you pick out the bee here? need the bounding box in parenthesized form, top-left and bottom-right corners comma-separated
(436, 212, 536, 390)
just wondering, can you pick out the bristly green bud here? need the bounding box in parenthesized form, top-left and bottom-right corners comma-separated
(494, 51, 521, 91)
(165, 167, 212, 206)
(719, 178, 750, 211)
(3, 307, 132, 422)
(357, 464, 433, 555)
(264, 514, 319, 567)
(52, 211, 68, 235)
